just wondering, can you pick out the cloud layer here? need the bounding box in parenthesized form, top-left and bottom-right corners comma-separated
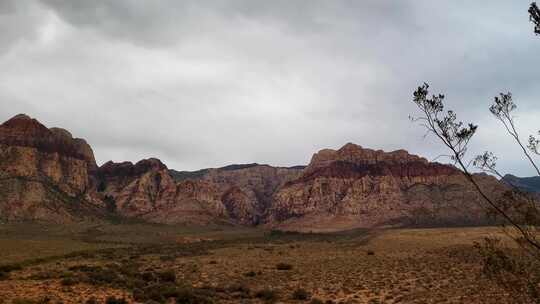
(1, 0, 539, 176)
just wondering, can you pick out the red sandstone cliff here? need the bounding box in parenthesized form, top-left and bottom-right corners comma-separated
(266, 143, 505, 231)
(0, 115, 508, 230)
(0, 114, 103, 223)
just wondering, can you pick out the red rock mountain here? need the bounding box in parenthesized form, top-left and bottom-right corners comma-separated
(267, 143, 504, 231)
(0, 114, 103, 222)
(0, 115, 506, 230)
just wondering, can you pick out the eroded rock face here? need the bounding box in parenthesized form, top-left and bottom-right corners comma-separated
(196, 165, 303, 224)
(99, 162, 303, 225)
(0, 114, 102, 223)
(97, 159, 228, 224)
(0, 115, 509, 230)
(267, 143, 505, 231)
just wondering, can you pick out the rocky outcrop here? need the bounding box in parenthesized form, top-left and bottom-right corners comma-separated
(96, 159, 228, 225)
(267, 143, 506, 231)
(167, 164, 303, 225)
(195, 164, 303, 224)
(0, 114, 103, 223)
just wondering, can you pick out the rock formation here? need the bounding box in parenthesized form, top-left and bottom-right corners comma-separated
(0, 114, 509, 230)
(267, 143, 506, 231)
(0, 114, 103, 223)
(175, 164, 303, 225)
(96, 159, 229, 225)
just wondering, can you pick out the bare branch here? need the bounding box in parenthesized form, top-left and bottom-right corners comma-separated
(411, 83, 540, 252)
(530, 2, 540, 35)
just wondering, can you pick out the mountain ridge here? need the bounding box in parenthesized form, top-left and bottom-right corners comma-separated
(0, 114, 508, 230)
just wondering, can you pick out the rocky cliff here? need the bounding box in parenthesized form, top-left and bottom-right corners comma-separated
(0, 114, 103, 223)
(0, 115, 509, 230)
(173, 164, 303, 225)
(266, 143, 506, 231)
(96, 159, 229, 225)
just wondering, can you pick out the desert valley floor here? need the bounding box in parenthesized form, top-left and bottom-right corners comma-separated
(0, 224, 518, 304)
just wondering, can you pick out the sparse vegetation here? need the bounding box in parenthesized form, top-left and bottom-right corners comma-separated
(0, 223, 527, 303)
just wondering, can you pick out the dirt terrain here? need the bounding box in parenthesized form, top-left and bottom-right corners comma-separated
(0, 224, 514, 304)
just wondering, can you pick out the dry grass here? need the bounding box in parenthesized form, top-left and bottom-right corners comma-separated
(0, 224, 518, 303)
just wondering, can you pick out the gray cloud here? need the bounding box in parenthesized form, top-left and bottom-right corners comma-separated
(0, 0, 539, 176)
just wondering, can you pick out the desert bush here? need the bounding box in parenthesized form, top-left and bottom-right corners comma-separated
(157, 270, 176, 282)
(60, 277, 78, 286)
(134, 282, 180, 302)
(276, 263, 292, 270)
(11, 298, 50, 304)
(85, 298, 98, 304)
(0, 271, 8, 280)
(175, 287, 214, 304)
(0, 263, 22, 273)
(84, 267, 119, 285)
(367, 250, 375, 256)
(226, 283, 251, 298)
(255, 288, 278, 302)
(292, 288, 311, 300)
(475, 237, 540, 303)
(243, 271, 256, 277)
(11, 299, 35, 304)
(105, 297, 127, 304)
(309, 298, 324, 304)
(141, 271, 156, 282)
(68, 265, 102, 273)
(160, 254, 176, 261)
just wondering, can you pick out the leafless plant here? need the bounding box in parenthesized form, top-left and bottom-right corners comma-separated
(409, 4, 540, 301)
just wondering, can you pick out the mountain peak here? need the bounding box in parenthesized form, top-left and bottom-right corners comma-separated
(11, 113, 32, 120)
(307, 143, 428, 174)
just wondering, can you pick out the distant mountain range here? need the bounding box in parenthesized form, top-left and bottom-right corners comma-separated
(502, 174, 540, 193)
(0, 114, 508, 231)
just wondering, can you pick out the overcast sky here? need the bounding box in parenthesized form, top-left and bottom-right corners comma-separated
(1, 0, 539, 175)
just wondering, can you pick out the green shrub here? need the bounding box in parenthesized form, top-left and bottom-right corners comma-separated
(243, 271, 256, 277)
